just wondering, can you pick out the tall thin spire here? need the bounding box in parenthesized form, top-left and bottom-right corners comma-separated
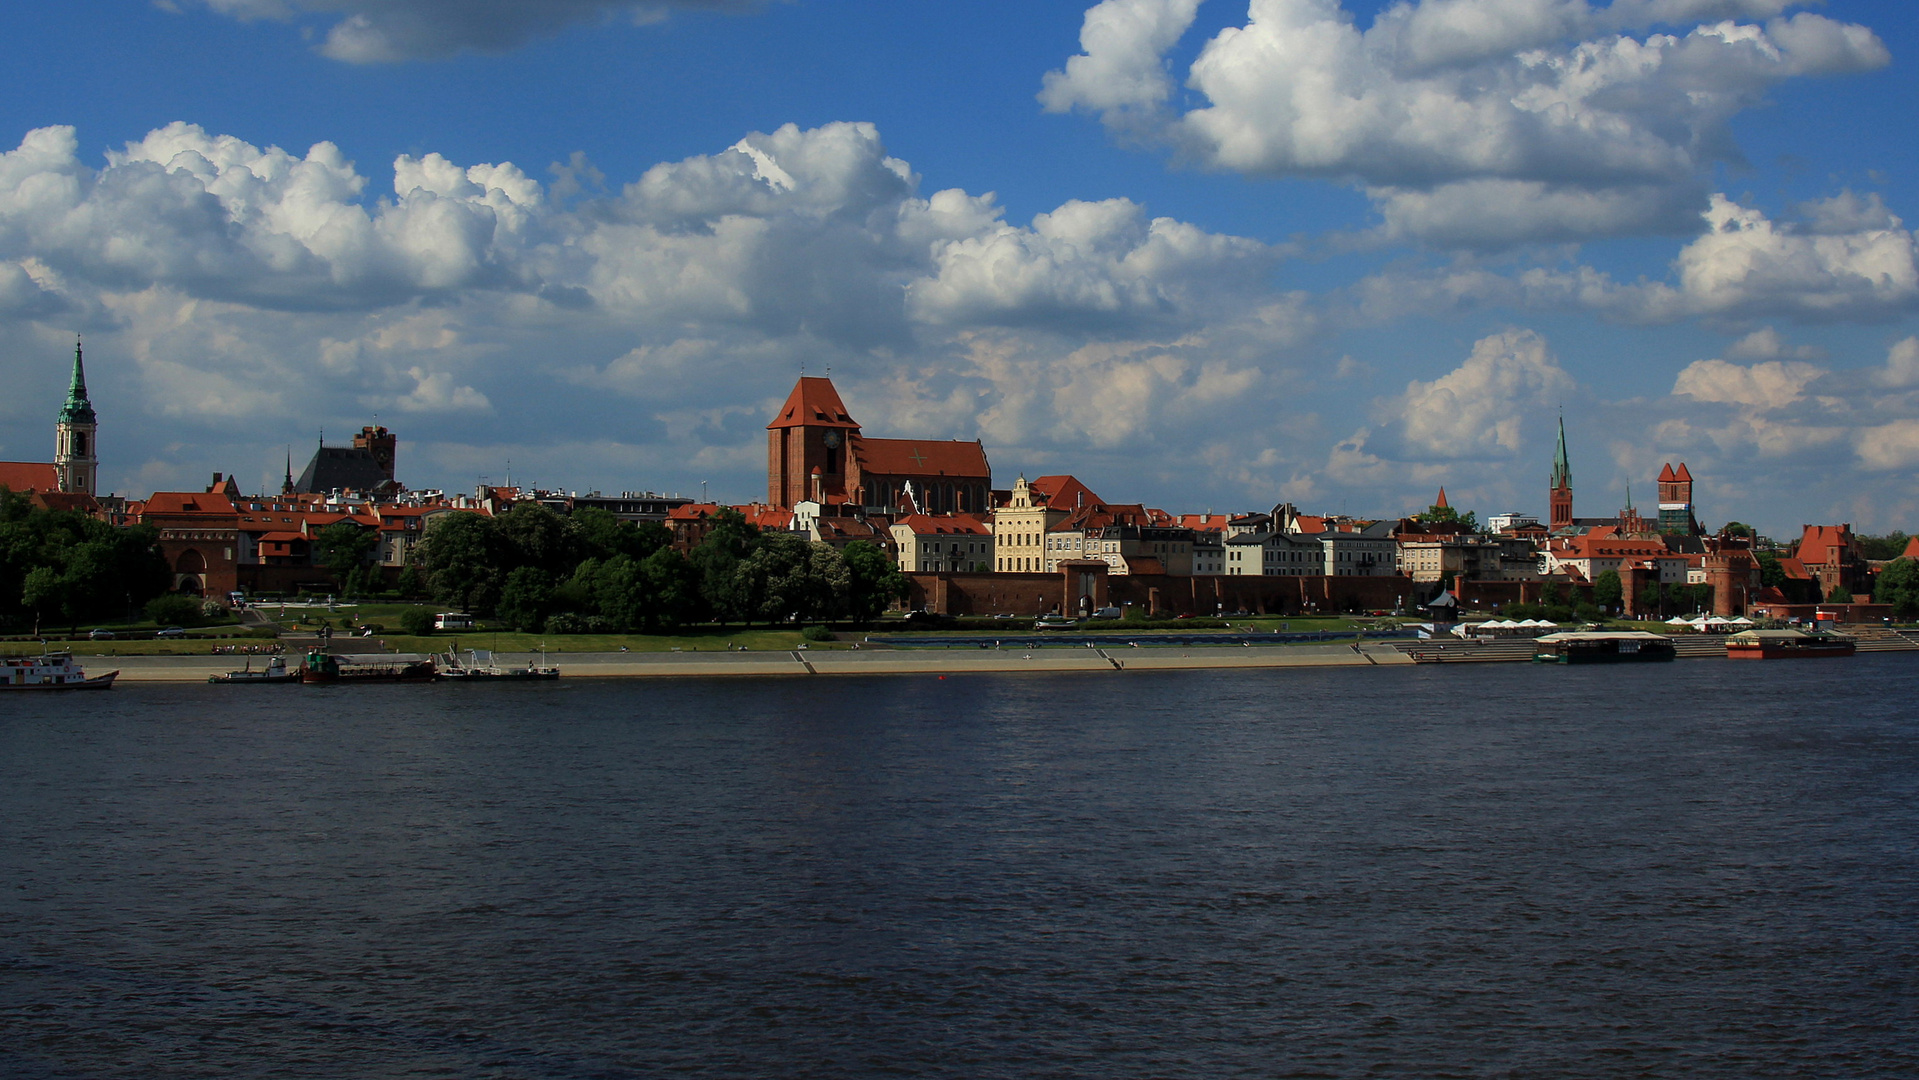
(1550, 413, 1571, 489)
(60, 336, 95, 425)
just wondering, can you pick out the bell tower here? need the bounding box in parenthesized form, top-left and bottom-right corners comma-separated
(1548, 415, 1572, 531)
(55, 338, 98, 495)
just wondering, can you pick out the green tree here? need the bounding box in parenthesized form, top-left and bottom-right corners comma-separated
(497, 502, 578, 575)
(414, 511, 504, 615)
(399, 607, 436, 636)
(570, 508, 672, 564)
(1854, 531, 1910, 561)
(841, 540, 906, 623)
(21, 566, 64, 636)
(1414, 504, 1479, 533)
(1756, 551, 1786, 588)
(691, 508, 760, 624)
(641, 547, 703, 628)
(1874, 558, 1919, 618)
(313, 521, 377, 585)
(1826, 585, 1854, 603)
(589, 555, 650, 631)
(144, 593, 203, 627)
(497, 566, 557, 631)
(1593, 569, 1623, 611)
(1721, 521, 1755, 537)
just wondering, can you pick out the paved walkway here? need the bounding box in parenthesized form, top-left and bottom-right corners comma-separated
(83, 642, 1415, 682)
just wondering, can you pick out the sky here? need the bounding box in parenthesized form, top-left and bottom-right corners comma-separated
(0, 0, 1915, 538)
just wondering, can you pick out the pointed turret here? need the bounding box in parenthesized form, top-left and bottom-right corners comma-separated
(54, 337, 99, 495)
(59, 338, 95, 425)
(1434, 486, 1450, 510)
(1548, 414, 1573, 531)
(1550, 415, 1570, 490)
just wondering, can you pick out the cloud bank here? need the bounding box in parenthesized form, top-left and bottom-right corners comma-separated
(1044, 0, 1888, 246)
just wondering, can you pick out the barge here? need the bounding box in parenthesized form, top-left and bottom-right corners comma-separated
(1533, 631, 1676, 664)
(1725, 628, 1856, 659)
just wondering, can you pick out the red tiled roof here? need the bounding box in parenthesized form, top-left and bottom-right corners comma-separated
(1674, 462, 1693, 482)
(0, 461, 58, 492)
(895, 513, 990, 536)
(667, 502, 723, 521)
(31, 492, 100, 514)
(1657, 463, 1676, 482)
(1126, 556, 1166, 575)
(1175, 513, 1232, 533)
(1028, 474, 1102, 510)
(140, 491, 239, 516)
(1777, 557, 1813, 581)
(1054, 502, 1154, 532)
(257, 531, 307, 543)
(767, 377, 859, 430)
(1904, 537, 1919, 560)
(853, 436, 990, 479)
(1434, 486, 1449, 509)
(1796, 524, 1851, 566)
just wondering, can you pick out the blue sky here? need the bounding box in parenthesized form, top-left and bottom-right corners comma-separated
(0, 0, 1915, 537)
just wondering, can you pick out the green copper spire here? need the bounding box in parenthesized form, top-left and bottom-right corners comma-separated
(1549, 413, 1570, 489)
(59, 338, 95, 425)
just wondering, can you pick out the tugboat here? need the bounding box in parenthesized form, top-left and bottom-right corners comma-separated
(208, 654, 299, 684)
(1, 651, 118, 690)
(437, 648, 560, 681)
(1725, 627, 1856, 659)
(299, 647, 439, 684)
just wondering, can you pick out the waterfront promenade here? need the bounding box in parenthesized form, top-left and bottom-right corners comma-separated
(93, 642, 1412, 681)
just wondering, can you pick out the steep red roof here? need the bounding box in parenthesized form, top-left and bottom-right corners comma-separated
(31, 492, 100, 514)
(1657, 463, 1676, 482)
(1175, 513, 1232, 534)
(1434, 486, 1449, 509)
(1674, 463, 1693, 482)
(1028, 474, 1102, 510)
(0, 461, 58, 492)
(1903, 536, 1919, 560)
(1054, 502, 1155, 532)
(895, 513, 991, 536)
(1125, 556, 1166, 575)
(140, 491, 239, 516)
(853, 436, 989, 478)
(1796, 525, 1852, 566)
(1777, 557, 1813, 581)
(767, 377, 859, 430)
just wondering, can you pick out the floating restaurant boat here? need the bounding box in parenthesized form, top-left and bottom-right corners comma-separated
(208, 655, 299, 684)
(1533, 631, 1676, 664)
(1725, 628, 1856, 659)
(437, 648, 559, 681)
(1, 651, 117, 689)
(299, 648, 439, 684)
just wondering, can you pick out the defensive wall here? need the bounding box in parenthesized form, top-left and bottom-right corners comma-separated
(905, 567, 1428, 617)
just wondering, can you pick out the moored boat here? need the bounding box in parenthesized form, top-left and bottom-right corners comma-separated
(209, 655, 299, 684)
(437, 648, 559, 681)
(1533, 631, 1676, 664)
(1, 651, 117, 689)
(299, 648, 439, 684)
(1725, 628, 1856, 659)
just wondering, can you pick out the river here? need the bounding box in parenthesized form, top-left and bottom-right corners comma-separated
(3, 658, 1916, 1077)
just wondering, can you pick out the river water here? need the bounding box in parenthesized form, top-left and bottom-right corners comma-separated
(2, 658, 1916, 1078)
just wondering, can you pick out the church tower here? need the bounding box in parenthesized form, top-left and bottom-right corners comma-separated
(55, 338, 98, 495)
(1548, 415, 1572, 531)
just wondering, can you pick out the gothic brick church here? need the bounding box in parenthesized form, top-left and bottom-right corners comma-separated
(767, 376, 991, 515)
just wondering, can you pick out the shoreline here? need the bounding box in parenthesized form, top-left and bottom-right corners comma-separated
(89, 643, 1416, 681)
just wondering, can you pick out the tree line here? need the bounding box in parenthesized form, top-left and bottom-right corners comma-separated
(409, 503, 907, 632)
(0, 489, 170, 634)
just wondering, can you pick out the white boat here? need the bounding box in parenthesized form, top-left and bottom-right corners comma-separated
(1, 651, 118, 690)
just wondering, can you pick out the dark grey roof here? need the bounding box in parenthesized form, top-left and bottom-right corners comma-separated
(293, 446, 391, 493)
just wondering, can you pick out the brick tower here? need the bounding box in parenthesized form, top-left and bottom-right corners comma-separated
(1548, 415, 1572, 531)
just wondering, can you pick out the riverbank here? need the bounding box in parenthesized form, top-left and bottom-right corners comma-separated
(85, 643, 1416, 682)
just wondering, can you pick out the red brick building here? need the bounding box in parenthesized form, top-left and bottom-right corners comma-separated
(766, 376, 991, 514)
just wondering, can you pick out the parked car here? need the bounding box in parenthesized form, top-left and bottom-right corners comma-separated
(88, 628, 115, 640)
(155, 626, 187, 639)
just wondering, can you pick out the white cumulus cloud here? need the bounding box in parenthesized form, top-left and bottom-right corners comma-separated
(1044, 0, 1887, 245)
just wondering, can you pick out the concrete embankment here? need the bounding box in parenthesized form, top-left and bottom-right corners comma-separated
(93, 643, 1414, 682)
